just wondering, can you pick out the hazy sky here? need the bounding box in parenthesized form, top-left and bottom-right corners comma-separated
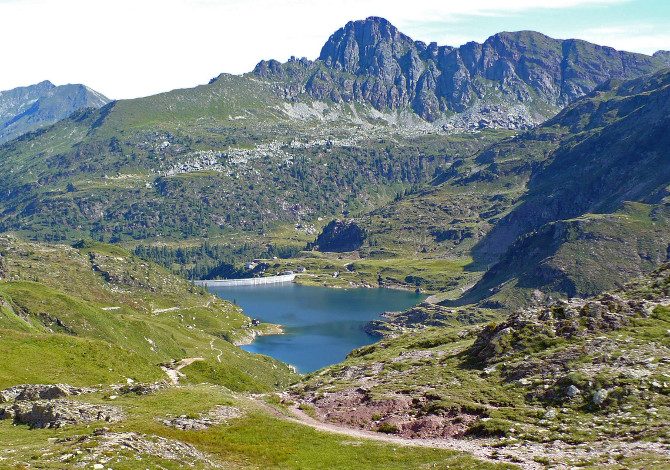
(1, 0, 668, 99)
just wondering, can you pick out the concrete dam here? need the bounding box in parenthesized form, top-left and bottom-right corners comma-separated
(194, 273, 296, 287)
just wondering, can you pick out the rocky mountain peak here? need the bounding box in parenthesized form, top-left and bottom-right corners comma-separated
(318, 16, 416, 74)
(654, 50, 670, 65)
(35, 80, 55, 88)
(252, 17, 667, 128)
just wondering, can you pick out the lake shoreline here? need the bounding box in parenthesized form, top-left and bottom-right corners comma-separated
(293, 275, 425, 294)
(233, 323, 284, 347)
(209, 283, 425, 373)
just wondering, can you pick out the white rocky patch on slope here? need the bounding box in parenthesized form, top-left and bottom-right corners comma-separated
(163, 136, 365, 178)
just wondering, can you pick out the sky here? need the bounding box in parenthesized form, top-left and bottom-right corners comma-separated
(1, 0, 668, 100)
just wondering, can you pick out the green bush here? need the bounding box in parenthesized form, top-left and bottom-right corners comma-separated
(377, 422, 399, 434)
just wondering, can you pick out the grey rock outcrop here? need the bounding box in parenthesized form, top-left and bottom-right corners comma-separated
(1, 383, 95, 402)
(470, 291, 651, 364)
(16, 384, 73, 401)
(1, 400, 123, 428)
(160, 405, 242, 430)
(118, 382, 166, 396)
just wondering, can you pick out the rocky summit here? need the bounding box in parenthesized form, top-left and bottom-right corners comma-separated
(254, 16, 666, 128)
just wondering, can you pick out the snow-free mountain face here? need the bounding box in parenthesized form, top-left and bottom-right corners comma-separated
(0, 17, 666, 259)
(0, 80, 109, 144)
(254, 16, 667, 129)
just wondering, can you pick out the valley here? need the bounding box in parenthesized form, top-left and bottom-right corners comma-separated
(1, 12, 669, 470)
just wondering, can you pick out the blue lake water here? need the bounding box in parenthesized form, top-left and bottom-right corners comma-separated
(209, 283, 424, 373)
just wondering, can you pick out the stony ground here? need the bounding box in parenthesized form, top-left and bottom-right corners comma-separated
(0, 382, 511, 469)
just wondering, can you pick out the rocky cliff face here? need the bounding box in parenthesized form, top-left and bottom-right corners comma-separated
(311, 219, 366, 253)
(254, 17, 666, 128)
(0, 80, 110, 144)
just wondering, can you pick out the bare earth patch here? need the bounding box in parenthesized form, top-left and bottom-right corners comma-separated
(296, 388, 479, 439)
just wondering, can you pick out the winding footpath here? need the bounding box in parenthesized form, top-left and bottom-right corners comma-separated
(161, 357, 204, 385)
(249, 397, 670, 469)
(210, 340, 223, 363)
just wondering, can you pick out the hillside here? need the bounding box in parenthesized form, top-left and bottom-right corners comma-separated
(0, 237, 509, 469)
(462, 69, 670, 307)
(478, 69, 670, 258)
(315, 68, 670, 306)
(0, 236, 295, 391)
(0, 80, 109, 144)
(0, 18, 665, 252)
(290, 264, 670, 468)
(0, 111, 498, 242)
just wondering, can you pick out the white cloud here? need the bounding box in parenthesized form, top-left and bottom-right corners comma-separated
(576, 24, 670, 54)
(0, 0, 645, 99)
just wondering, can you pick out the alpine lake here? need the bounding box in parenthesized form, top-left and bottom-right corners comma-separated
(210, 283, 425, 373)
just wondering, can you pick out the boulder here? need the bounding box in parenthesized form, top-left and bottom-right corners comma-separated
(15, 384, 73, 401)
(119, 382, 166, 396)
(592, 389, 609, 407)
(566, 385, 581, 399)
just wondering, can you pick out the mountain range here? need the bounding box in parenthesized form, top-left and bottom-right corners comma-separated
(0, 80, 109, 144)
(0, 16, 668, 309)
(254, 17, 667, 128)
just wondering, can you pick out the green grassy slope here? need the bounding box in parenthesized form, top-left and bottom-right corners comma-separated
(0, 236, 296, 391)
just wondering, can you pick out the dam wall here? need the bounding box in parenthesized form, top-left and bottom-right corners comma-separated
(194, 273, 296, 287)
